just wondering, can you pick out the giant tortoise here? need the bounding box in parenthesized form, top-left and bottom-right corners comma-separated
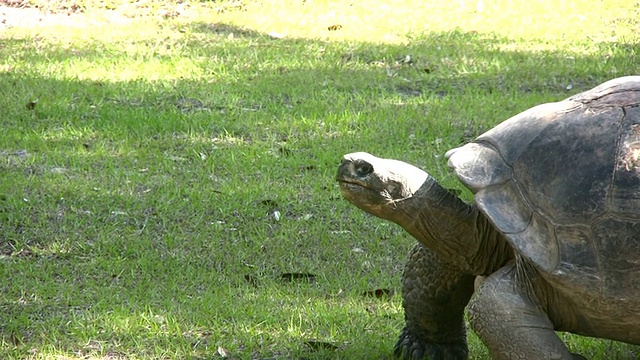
(336, 76, 640, 359)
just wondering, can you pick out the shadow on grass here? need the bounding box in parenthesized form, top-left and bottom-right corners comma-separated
(1, 21, 639, 359)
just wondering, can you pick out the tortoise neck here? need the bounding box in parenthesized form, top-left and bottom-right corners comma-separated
(393, 178, 513, 275)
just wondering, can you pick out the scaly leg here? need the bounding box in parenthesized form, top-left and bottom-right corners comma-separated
(395, 243, 475, 360)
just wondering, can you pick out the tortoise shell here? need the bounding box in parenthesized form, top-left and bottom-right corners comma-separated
(447, 76, 640, 300)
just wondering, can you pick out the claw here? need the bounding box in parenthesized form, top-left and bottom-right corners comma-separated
(394, 327, 468, 360)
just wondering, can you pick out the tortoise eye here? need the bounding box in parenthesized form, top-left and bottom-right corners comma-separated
(355, 162, 374, 177)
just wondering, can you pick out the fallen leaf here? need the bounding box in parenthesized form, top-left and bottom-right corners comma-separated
(25, 99, 38, 110)
(363, 288, 394, 298)
(327, 24, 342, 31)
(217, 346, 229, 357)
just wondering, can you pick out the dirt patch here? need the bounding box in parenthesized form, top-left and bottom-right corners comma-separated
(0, 3, 143, 31)
(0, 4, 82, 28)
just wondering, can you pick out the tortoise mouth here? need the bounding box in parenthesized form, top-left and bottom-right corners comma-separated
(337, 178, 370, 191)
(337, 179, 381, 207)
(336, 178, 377, 198)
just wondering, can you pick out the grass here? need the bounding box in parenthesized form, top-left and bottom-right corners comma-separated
(0, 0, 638, 359)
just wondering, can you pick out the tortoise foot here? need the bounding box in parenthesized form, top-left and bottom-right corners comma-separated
(393, 327, 468, 360)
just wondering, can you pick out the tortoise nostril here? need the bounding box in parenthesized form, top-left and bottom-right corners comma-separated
(355, 162, 374, 177)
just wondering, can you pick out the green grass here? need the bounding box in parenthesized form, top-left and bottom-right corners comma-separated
(0, 0, 638, 359)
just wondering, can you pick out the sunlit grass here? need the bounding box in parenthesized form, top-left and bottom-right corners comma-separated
(0, 0, 638, 359)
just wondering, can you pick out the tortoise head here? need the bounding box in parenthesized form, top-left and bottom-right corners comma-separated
(336, 152, 429, 221)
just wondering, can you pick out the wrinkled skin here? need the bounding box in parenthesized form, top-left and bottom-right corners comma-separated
(395, 243, 474, 360)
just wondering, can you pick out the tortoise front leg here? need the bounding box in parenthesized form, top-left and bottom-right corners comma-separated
(395, 243, 475, 360)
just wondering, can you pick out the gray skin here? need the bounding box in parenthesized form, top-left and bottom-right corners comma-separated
(336, 76, 640, 360)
